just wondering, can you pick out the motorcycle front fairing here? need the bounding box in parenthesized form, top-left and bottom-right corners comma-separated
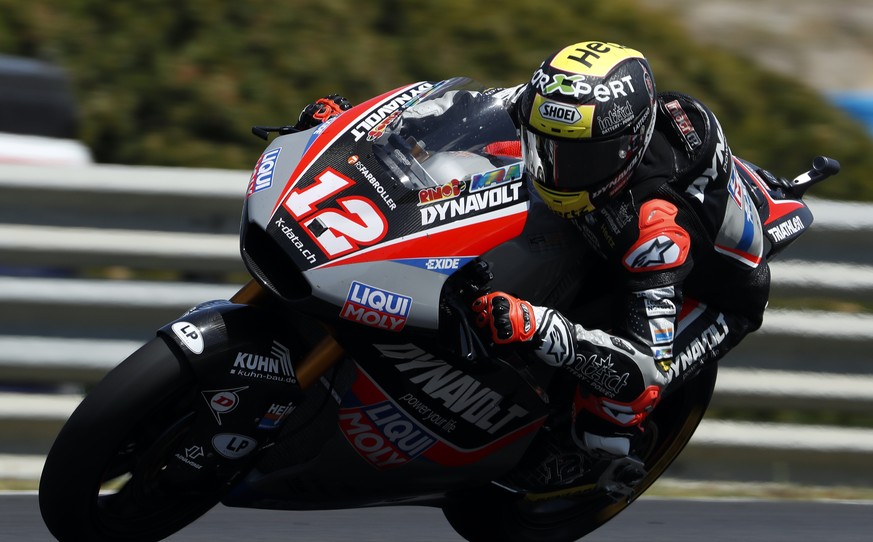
(225, 79, 591, 509)
(239, 78, 534, 332)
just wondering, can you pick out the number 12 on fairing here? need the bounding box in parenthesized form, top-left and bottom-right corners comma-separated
(284, 168, 388, 259)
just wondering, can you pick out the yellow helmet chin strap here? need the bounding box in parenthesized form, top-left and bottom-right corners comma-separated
(533, 182, 596, 218)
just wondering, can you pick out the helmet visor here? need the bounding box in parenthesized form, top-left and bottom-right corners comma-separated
(521, 125, 632, 192)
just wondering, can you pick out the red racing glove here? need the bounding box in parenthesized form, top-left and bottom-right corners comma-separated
(472, 292, 538, 344)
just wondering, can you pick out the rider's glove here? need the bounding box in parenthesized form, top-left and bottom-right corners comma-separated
(472, 292, 538, 344)
(294, 94, 352, 130)
(472, 292, 576, 367)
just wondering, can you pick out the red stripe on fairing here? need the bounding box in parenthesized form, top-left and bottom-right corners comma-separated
(714, 243, 763, 267)
(314, 203, 528, 269)
(271, 83, 428, 216)
(715, 245, 764, 267)
(733, 158, 804, 225)
(421, 417, 546, 467)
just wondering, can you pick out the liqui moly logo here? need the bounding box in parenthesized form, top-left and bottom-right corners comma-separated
(339, 402, 436, 469)
(341, 281, 412, 332)
(247, 147, 281, 196)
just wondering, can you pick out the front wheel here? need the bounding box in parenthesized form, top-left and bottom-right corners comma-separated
(39, 337, 227, 542)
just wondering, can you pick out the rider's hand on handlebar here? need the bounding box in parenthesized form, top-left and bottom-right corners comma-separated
(294, 94, 352, 130)
(472, 292, 538, 345)
(472, 292, 578, 367)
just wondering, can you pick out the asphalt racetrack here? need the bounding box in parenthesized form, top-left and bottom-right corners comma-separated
(6, 492, 871, 541)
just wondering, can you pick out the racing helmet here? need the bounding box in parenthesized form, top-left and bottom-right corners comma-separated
(518, 41, 657, 218)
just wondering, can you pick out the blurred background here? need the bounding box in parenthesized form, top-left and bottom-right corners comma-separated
(0, 0, 871, 197)
(1, 0, 872, 495)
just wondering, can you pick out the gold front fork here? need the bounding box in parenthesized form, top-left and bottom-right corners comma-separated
(230, 280, 346, 390)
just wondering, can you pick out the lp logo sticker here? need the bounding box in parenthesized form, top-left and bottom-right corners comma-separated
(171, 321, 204, 354)
(212, 433, 257, 459)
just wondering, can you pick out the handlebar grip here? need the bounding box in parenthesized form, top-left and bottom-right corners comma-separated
(812, 156, 841, 176)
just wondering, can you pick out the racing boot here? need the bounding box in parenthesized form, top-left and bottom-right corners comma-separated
(572, 409, 648, 501)
(499, 426, 594, 491)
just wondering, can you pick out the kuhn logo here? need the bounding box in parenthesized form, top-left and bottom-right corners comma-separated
(341, 281, 412, 332)
(230, 341, 296, 383)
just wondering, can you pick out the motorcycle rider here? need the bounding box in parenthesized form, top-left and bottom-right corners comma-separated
(295, 41, 771, 498)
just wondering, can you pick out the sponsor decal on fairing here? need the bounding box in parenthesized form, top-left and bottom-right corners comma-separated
(341, 281, 412, 332)
(284, 167, 388, 260)
(348, 155, 397, 210)
(257, 402, 296, 430)
(174, 445, 206, 470)
(378, 344, 530, 434)
(394, 257, 474, 275)
(230, 341, 296, 383)
(350, 82, 434, 142)
(274, 216, 318, 264)
(419, 181, 523, 226)
(338, 401, 437, 469)
(201, 386, 248, 426)
(468, 162, 523, 193)
(271, 81, 435, 217)
(767, 215, 805, 242)
(347, 348, 547, 467)
(418, 178, 465, 206)
(171, 321, 204, 354)
(247, 147, 281, 197)
(212, 433, 257, 459)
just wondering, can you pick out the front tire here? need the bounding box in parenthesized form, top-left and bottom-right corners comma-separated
(39, 337, 225, 542)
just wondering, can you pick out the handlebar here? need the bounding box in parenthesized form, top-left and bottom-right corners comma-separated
(790, 155, 840, 196)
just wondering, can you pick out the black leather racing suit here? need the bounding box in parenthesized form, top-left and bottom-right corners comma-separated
(517, 90, 771, 440)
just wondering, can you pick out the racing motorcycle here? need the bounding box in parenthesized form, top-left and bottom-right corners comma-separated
(39, 77, 839, 542)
